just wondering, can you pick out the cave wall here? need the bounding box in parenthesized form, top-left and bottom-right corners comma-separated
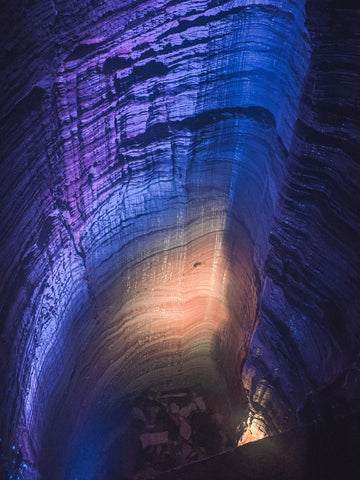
(242, 0, 360, 440)
(0, 0, 358, 478)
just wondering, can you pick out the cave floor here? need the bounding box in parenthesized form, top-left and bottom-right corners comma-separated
(154, 412, 360, 480)
(105, 384, 238, 479)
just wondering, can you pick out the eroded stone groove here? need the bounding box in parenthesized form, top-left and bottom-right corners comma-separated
(1, 0, 358, 479)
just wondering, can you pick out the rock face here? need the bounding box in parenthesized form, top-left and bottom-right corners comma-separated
(0, 0, 358, 479)
(241, 0, 360, 441)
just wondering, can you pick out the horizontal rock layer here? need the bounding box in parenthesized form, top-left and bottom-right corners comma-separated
(0, 0, 358, 479)
(242, 0, 360, 440)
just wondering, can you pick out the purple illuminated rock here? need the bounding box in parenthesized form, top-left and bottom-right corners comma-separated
(0, 0, 358, 479)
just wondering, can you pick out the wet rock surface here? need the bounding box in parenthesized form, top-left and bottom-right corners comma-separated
(0, 0, 359, 478)
(241, 0, 360, 440)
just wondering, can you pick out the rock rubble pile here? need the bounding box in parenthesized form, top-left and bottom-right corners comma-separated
(118, 385, 234, 479)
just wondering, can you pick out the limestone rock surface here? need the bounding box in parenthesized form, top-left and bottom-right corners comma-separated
(0, 0, 358, 478)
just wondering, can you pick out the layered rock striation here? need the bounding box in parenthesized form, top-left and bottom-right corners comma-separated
(0, 0, 358, 479)
(242, 0, 360, 441)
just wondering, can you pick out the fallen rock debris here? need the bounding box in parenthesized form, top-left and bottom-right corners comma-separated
(122, 385, 234, 479)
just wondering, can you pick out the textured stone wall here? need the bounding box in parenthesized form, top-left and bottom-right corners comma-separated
(242, 0, 360, 441)
(0, 0, 358, 478)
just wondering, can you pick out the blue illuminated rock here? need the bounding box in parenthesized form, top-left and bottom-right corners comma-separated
(0, 0, 358, 478)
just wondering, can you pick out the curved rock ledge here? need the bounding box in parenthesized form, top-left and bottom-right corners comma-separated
(0, 0, 358, 479)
